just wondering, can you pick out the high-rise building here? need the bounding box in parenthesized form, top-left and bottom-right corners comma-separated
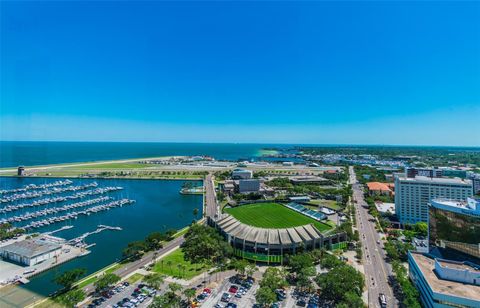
(429, 198, 480, 261)
(395, 176, 472, 224)
(406, 167, 443, 178)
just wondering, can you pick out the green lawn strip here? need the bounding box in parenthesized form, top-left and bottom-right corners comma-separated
(309, 199, 340, 210)
(76, 275, 98, 289)
(152, 248, 209, 280)
(74, 262, 123, 288)
(225, 202, 331, 232)
(126, 273, 144, 284)
(173, 226, 190, 238)
(105, 263, 124, 274)
(64, 163, 150, 169)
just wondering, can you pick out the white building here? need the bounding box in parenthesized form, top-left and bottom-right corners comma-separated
(0, 239, 61, 266)
(395, 176, 472, 224)
(232, 169, 253, 180)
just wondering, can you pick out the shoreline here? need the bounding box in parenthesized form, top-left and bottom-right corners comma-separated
(0, 156, 180, 172)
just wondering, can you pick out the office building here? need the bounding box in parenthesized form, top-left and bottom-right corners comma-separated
(395, 176, 472, 224)
(429, 198, 480, 260)
(232, 169, 253, 180)
(236, 179, 260, 193)
(408, 252, 480, 308)
(406, 167, 443, 178)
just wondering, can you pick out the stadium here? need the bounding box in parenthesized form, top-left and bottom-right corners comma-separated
(211, 202, 347, 263)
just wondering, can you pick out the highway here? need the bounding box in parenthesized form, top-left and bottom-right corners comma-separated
(349, 166, 395, 308)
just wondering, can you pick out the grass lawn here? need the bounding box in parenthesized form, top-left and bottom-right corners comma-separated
(224, 202, 331, 232)
(66, 162, 150, 169)
(152, 248, 209, 280)
(309, 199, 341, 210)
(126, 273, 144, 284)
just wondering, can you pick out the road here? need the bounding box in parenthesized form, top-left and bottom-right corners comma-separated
(349, 166, 395, 308)
(204, 173, 219, 219)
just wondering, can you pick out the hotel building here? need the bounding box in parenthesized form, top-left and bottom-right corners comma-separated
(395, 176, 472, 224)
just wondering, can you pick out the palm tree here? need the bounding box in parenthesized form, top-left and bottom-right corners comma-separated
(143, 273, 165, 290)
(166, 260, 173, 274)
(177, 264, 182, 277)
(245, 264, 258, 278)
(183, 288, 196, 304)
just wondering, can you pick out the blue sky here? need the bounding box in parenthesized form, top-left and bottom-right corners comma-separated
(1, 1, 479, 146)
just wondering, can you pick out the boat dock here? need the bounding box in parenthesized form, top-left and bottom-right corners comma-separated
(44, 225, 74, 235)
(68, 224, 123, 246)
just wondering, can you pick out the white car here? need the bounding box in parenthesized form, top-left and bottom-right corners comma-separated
(130, 298, 139, 306)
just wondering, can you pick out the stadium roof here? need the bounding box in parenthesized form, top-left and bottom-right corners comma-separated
(216, 215, 323, 246)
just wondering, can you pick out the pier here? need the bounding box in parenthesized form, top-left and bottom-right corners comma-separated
(44, 225, 74, 235)
(68, 224, 123, 246)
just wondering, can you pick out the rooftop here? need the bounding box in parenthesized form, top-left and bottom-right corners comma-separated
(367, 182, 391, 191)
(431, 197, 480, 215)
(410, 252, 480, 301)
(398, 176, 472, 185)
(0, 239, 61, 258)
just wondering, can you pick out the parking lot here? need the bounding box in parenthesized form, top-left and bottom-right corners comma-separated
(83, 281, 157, 308)
(200, 275, 257, 308)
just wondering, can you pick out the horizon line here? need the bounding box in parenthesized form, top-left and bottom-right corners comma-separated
(1, 140, 479, 149)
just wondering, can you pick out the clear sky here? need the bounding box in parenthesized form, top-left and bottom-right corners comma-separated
(1, 1, 479, 146)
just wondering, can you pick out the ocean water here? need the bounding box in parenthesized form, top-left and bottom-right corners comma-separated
(0, 177, 202, 298)
(0, 141, 291, 168)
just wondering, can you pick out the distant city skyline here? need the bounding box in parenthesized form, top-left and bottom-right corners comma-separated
(1, 1, 479, 146)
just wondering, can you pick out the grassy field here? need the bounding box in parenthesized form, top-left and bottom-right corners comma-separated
(152, 248, 209, 280)
(68, 162, 151, 169)
(225, 202, 331, 232)
(309, 199, 341, 210)
(126, 273, 144, 284)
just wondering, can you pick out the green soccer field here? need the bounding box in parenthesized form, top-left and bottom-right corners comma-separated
(224, 202, 331, 232)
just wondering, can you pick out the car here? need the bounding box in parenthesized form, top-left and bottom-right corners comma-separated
(123, 282, 130, 286)
(297, 300, 307, 307)
(228, 285, 238, 293)
(87, 304, 96, 308)
(203, 288, 212, 294)
(271, 303, 279, 308)
(226, 303, 237, 308)
(214, 304, 224, 308)
(122, 298, 130, 303)
(307, 304, 318, 308)
(196, 294, 207, 302)
(221, 292, 231, 303)
(130, 298, 139, 305)
(112, 305, 119, 308)
(235, 293, 242, 298)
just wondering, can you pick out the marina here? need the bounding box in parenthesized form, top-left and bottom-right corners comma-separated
(0, 176, 202, 302)
(0, 181, 98, 203)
